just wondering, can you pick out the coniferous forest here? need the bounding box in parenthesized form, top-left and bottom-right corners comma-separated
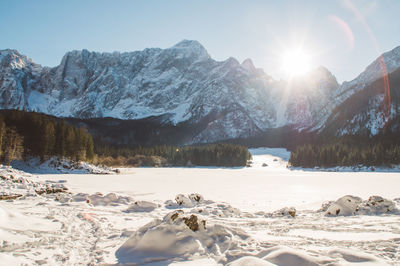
(95, 143, 252, 167)
(289, 135, 400, 168)
(3, 110, 399, 168)
(0, 110, 251, 167)
(0, 110, 95, 164)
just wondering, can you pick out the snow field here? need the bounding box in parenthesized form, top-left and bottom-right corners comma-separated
(0, 148, 399, 265)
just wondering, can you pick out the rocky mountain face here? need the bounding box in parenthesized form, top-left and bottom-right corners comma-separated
(322, 67, 400, 136)
(0, 41, 399, 144)
(321, 46, 400, 136)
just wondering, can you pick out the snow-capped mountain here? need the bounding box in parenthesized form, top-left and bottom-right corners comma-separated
(1, 41, 400, 143)
(338, 46, 400, 99)
(0, 40, 340, 143)
(321, 46, 400, 136)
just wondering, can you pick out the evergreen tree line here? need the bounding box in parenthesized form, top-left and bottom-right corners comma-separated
(0, 110, 251, 167)
(289, 135, 400, 168)
(0, 120, 24, 165)
(95, 143, 252, 167)
(0, 110, 94, 163)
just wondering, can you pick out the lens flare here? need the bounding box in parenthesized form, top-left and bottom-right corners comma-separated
(343, 0, 391, 126)
(328, 15, 355, 50)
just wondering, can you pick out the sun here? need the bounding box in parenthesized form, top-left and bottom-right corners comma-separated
(281, 49, 311, 77)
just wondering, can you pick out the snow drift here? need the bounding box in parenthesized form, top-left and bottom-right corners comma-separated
(116, 209, 251, 264)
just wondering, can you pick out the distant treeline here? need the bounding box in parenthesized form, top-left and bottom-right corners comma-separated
(0, 110, 94, 163)
(95, 143, 252, 167)
(0, 110, 251, 167)
(289, 135, 400, 168)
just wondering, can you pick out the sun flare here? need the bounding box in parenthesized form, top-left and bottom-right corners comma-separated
(281, 49, 311, 77)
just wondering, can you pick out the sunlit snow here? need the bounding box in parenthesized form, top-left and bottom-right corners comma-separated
(0, 148, 399, 265)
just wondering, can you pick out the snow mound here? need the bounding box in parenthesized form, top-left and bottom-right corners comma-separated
(193, 203, 241, 218)
(115, 210, 251, 264)
(12, 157, 117, 174)
(86, 193, 132, 206)
(164, 194, 241, 218)
(124, 201, 159, 212)
(228, 256, 275, 266)
(325, 195, 362, 216)
(0, 166, 68, 200)
(325, 195, 398, 216)
(59, 192, 133, 206)
(229, 246, 385, 266)
(165, 193, 214, 208)
(263, 247, 328, 266)
(272, 207, 296, 218)
(357, 195, 398, 215)
(328, 248, 389, 265)
(254, 207, 297, 218)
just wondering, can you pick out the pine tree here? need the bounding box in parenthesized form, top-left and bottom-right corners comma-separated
(3, 127, 23, 166)
(86, 134, 95, 161)
(0, 118, 5, 158)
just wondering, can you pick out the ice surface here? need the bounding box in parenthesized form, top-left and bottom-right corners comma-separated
(0, 148, 399, 265)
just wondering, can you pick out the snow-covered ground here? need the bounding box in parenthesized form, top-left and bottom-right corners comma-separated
(1, 148, 400, 265)
(12, 157, 117, 174)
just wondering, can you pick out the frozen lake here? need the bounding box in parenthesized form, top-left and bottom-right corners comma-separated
(39, 148, 400, 212)
(1, 148, 400, 265)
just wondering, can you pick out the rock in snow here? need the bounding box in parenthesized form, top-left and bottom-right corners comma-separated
(325, 195, 399, 216)
(12, 157, 117, 175)
(0, 165, 68, 199)
(124, 201, 159, 212)
(116, 209, 250, 264)
(165, 193, 213, 208)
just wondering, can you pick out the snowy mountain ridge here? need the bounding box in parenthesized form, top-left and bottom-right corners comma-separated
(1, 41, 400, 142)
(336, 46, 400, 102)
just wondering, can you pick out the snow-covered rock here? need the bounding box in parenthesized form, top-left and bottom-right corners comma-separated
(165, 193, 214, 208)
(124, 201, 158, 212)
(325, 195, 399, 216)
(325, 195, 362, 216)
(0, 165, 68, 199)
(357, 195, 398, 215)
(116, 209, 250, 264)
(66, 192, 132, 206)
(12, 157, 117, 174)
(164, 194, 243, 218)
(272, 207, 296, 218)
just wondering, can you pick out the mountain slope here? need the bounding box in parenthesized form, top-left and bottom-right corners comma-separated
(0, 40, 339, 143)
(323, 67, 400, 136)
(320, 46, 400, 136)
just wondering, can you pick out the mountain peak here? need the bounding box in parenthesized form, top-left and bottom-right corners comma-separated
(173, 39, 203, 48)
(0, 49, 33, 69)
(308, 66, 335, 78)
(381, 45, 400, 71)
(241, 58, 256, 72)
(0, 49, 20, 55)
(304, 66, 338, 87)
(170, 40, 210, 60)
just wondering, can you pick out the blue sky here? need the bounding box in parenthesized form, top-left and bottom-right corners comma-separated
(1, 0, 399, 82)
